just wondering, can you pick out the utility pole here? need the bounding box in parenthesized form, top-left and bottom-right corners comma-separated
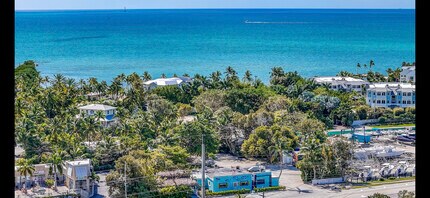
(124, 161, 127, 198)
(201, 133, 206, 198)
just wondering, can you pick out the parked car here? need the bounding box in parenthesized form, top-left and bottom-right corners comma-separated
(248, 166, 265, 172)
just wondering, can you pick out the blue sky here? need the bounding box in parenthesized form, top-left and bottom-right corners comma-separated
(15, 0, 415, 10)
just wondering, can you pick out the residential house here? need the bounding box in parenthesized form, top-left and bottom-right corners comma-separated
(77, 104, 117, 126)
(63, 159, 94, 198)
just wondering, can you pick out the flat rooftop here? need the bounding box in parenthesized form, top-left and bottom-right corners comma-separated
(78, 104, 117, 111)
(192, 167, 272, 178)
(313, 76, 367, 83)
(367, 83, 415, 89)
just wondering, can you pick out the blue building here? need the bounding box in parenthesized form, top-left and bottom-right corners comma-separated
(352, 132, 372, 143)
(366, 83, 415, 108)
(192, 168, 280, 193)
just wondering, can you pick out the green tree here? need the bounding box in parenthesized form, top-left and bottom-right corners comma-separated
(397, 190, 415, 198)
(241, 125, 298, 163)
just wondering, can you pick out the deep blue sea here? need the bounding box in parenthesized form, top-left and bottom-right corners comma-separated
(15, 9, 415, 83)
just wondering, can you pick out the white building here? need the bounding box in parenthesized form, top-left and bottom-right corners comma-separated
(400, 66, 415, 84)
(77, 104, 117, 126)
(63, 159, 94, 198)
(366, 83, 415, 108)
(143, 76, 192, 90)
(313, 76, 369, 92)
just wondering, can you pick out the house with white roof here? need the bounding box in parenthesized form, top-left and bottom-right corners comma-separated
(400, 66, 415, 84)
(63, 159, 94, 198)
(143, 76, 192, 90)
(366, 83, 415, 108)
(77, 104, 117, 126)
(313, 76, 369, 92)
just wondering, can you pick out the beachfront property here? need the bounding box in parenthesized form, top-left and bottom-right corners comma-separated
(77, 104, 117, 126)
(63, 159, 94, 197)
(192, 168, 279, 193)
(366, 83, 415, 108)
(313, 76, 369, 92)
(143, 76, 193, 90)
(400, 66, 415, 84)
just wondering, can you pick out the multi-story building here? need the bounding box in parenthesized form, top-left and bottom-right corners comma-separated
(77, 104, 117, 126)
(313, 76, 369, 92)
(366, 83, 415, 108)
(400, 66, 415, 84)
(63, 159, 94, 197)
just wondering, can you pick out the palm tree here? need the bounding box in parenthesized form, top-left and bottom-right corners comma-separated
(16, 158, 35, 189)
(142, 71, 152, 81)
(356, 63, 361, 75)
(183, 73, 190, 77)
(95, 110, 106, 129)
(48, 151, 65, 189)
(161, 73, 167, 78)
(173, 73, 178, 77)
(270, 67, 284, 79)
(243, 70, 253, 83)
(369, 60, 375, 72)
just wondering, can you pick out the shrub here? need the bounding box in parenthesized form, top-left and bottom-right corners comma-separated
(388, 177, 396, 180)
(393, 107, 405, 116)
(379, 178, 385, 181)
(254, 186, 286, 192)
(45, 179, 54, 188)
(206, 189, 250, 196)
(378, 117, 386, 124)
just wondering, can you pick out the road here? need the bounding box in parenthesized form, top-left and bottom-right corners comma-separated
(223, 181, 415, 198)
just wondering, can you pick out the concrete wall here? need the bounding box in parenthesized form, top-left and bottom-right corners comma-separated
(312, 177, 344, 185)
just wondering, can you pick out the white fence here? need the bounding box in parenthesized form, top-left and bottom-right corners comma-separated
(352, 119, 379, 126)
(312, 177, 344, 185)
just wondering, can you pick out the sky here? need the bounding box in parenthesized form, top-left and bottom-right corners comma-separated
(15, 0, 415, 10)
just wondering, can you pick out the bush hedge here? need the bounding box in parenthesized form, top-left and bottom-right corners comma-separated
(206, 189, 251, 196)
(254, 186, 286, 192)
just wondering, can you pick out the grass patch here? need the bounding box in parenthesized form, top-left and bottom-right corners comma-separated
(254, 186, 286, 192)
(350, 176, 415, 189)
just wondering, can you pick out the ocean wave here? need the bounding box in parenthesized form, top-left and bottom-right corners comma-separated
(53, 35, 107, 42)
(244, 21, 314, 24)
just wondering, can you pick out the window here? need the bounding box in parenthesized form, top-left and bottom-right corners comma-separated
(403, 101, 406, 104)
(373, 100, 376, 103)
(413, 101, 415, 104)
(219, 183, 228, 188)
(240, 181, 249, 186)
(407, 92, 412, 96)
(382, 100, 386, 104)
(377, 92, 381, 96)
(382, 92, 385, 96)
(233, 182, 238, 187)
(377, 100, 380, 104)
(407, 101, 411, 104)
(90, 110, 94, 114)
(332, 85, 337, 89)
(403, 92, 406, 96)
(373, 92, 375, 95)
(256, 179, 265, 185)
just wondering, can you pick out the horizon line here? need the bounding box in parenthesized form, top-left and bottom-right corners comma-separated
(15, 7, 416, 11)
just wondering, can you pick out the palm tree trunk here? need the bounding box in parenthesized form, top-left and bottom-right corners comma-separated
(54, 167, 57, 188)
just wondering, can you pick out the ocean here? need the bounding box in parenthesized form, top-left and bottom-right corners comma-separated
(15, 9, 415, 83)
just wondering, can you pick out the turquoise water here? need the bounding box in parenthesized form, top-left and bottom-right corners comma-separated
(15, 9, 415, 83)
